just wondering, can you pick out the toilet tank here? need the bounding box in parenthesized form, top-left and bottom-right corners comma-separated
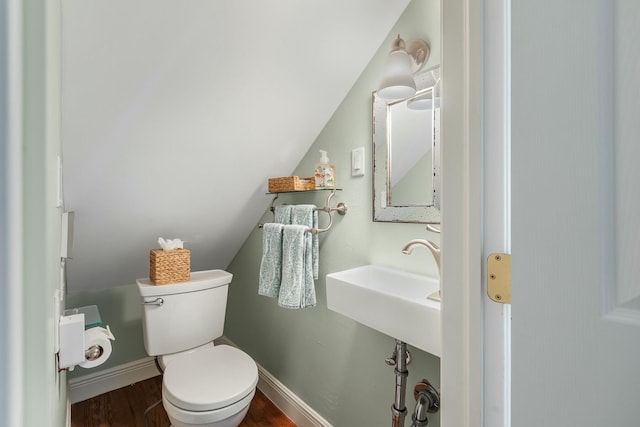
(136, 269, 233, 356)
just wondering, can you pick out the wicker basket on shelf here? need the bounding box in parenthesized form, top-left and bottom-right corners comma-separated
(268, 176, 315, 192)
(149, 248, 190, 285)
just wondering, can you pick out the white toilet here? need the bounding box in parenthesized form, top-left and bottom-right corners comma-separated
(137, 270, 258, 427)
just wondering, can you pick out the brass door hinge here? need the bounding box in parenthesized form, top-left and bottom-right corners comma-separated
(487, 253, 511, 304)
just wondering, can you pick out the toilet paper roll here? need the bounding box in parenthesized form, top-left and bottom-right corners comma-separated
(79, 326, 115, 369)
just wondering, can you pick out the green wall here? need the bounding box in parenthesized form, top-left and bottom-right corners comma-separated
(225, 1, 441, 425)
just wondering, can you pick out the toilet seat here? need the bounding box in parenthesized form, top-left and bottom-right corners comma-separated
(162, 344, 258, 412)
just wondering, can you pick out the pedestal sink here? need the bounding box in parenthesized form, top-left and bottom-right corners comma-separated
(326, 265, 441, 357)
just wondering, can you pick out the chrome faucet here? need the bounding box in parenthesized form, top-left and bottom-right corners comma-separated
(401, 239, 440, 270)
(401, 239, 441, 302)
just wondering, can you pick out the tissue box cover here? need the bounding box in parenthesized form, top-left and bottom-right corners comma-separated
(149, 249, 190, 285)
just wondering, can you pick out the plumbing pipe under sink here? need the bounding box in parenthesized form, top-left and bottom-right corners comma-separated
(389, 339, 410, 427)
(387, 339, 440, 427)
(411, 379, 440, 426)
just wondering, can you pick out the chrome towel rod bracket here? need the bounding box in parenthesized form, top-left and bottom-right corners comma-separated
(258, 188, 347, 234)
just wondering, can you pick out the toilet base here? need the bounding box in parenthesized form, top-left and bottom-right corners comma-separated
(163, 388, 255, 427)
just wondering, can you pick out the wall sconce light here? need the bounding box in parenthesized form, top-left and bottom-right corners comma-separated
(377, 35, 430, 101)
(407, 92, 437, 110)
(407, 70, 440, 110)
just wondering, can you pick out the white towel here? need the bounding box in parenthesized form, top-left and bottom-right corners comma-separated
(278, 224, 316, 309)
(258, 223, 284, 298)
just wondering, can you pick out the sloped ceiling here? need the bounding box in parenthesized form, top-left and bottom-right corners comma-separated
(62, 0, 410, 292)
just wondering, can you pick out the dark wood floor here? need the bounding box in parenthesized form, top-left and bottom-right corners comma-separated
(71, 375, 296, 427)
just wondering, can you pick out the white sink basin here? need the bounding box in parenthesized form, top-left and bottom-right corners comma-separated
(326, 265, 441, 357)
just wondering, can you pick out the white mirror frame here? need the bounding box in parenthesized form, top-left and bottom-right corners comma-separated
(372, 67, 440, 223)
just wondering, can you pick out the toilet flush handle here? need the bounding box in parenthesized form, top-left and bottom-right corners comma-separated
(143, 298, 164, 307)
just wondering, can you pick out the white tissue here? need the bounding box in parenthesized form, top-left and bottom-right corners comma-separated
(158, 237, 184, 250)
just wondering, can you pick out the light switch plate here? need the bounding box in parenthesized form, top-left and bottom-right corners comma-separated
(351, 147, 365, 177)
(60, 211, 74, 259)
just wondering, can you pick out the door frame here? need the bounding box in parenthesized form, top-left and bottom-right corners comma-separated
(481, 0, 511, 425)
(441, 0, 510, 426)
(0, 0, 24, 425)
(440, 0, 482, 425)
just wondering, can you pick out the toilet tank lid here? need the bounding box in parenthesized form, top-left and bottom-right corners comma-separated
(136, 269, 233, 297)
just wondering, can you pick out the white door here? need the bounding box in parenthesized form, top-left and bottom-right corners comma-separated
(510, 1, 640, 426)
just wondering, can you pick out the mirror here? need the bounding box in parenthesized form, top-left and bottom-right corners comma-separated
(372, 67, 440, 223)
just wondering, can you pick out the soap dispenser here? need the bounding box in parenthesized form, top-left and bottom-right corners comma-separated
(315, 150, 336, 188)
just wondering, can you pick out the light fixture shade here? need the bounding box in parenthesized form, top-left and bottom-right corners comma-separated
(407, 93, 441, 110)
(377, 50, 417, 100)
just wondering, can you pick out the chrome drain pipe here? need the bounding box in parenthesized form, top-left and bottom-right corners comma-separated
(387, 339, 411, 427)
(411, 379, 440, 426)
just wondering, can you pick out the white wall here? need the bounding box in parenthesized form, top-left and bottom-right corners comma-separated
(61, 0, 411, 293)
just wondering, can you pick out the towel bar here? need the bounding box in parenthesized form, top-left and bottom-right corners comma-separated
(258, 189, 347, 234)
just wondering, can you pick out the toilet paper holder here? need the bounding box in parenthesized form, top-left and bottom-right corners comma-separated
(85, 343, 104, 361)
(58, 305, 115, 371)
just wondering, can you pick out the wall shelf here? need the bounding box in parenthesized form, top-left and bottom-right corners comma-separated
(266, 188, 342, 195)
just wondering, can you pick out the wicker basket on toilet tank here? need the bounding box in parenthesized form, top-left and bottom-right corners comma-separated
(149, 248, 190, 285)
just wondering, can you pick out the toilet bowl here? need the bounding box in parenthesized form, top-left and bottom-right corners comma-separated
(161, 345, 258, 427)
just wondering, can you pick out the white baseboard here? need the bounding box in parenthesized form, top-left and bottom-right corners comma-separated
(68, 338, 333, 426)
(217, 336, 332, 427)
(66, 397, 71, 427)
(256, 364, 332, 427)
(68, 357, 160, 404)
